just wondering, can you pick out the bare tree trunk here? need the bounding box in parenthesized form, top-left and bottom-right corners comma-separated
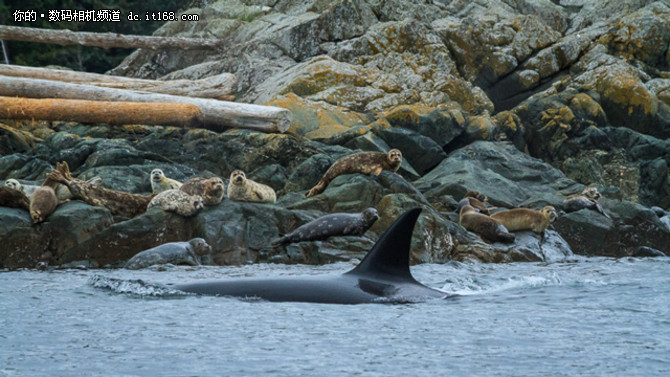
(0, 76, 292, 133)
(0, 64, 236, 100)
(0, 96, 205, 127)
(0, 25, 223, 50)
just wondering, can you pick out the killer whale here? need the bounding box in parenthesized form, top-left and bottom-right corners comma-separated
(173, 207, 448, 304)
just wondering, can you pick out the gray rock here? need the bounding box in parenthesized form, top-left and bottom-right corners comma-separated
(415, 141, 580, 208)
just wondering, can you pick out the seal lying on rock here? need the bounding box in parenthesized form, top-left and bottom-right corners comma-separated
(272, 208, 379, 246)
(491, 206, 558, 234)
(124, 238, 212, 270)
(459, 205, 515, 243)
(47, 161, 154, 218)
(457, 191, 493, 215)
(28, 172, 66, 224)
(180, 177, 225, 205)
(563, 187, 610, 218)
(150, 168, 182, 193)
(227, 170, 276, 203)
(29, 185, 59, 224)
(305, 149, 403, 197)
(148, 189, 204, 217)
(5, 179, 38, 197)
(0, 185, 30, 210)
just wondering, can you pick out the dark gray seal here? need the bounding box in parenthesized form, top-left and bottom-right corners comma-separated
(272, 208, 379, 246)
(124, 238, 211, 270)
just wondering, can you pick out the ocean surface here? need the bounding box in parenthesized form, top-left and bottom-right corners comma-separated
(2, 257, 669, 377)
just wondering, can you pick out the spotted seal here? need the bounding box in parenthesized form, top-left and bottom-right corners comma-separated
(227, 170, 276, 203)
(124, 238, 212, 270)
(272, 208, 379, 246)
(459, 205, 515, 243)
(180, 177, 225, 205)
(5, 179, 38, 197)
(490, 206, 558, 234)
(148, 189, 204, 217)
(150, 168, 182, 193)
(305, 149, 402, 197)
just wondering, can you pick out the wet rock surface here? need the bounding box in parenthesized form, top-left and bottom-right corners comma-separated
(2, 0, 670, 268)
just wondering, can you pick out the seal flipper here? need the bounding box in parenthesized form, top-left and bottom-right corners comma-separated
(594, 200, 611, 219)
(346, 207, 421, 282)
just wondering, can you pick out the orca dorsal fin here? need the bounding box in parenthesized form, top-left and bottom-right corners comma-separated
(347, 207, 421, 281)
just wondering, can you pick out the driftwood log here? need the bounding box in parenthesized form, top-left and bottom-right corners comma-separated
(0, 65, 235, 100)
(0, 76, 292, 133)
(47, 162, 155, 218)
(0, 25, 223, 50)
(0, 96, 205, 127)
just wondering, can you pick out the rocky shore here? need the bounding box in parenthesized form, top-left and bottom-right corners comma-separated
(2, 0, 669, 269)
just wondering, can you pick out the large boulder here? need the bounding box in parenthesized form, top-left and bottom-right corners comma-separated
(555, 200, 670, 257)
(415, 141, 580, 208)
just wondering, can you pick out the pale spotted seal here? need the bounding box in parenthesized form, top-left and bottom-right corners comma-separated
(5, 179, 38, 197)
(305, 149, 402, 197)
(148, 189, 204, 217)
(227, 170, 276, 203)
(490, 206, 558, 234)
(124, 238, 212, 270)
(272, 208, 379, 246)
(150, 168, 182, 193)
(459, 205, 515, 243)
(180, 177, 225, 205)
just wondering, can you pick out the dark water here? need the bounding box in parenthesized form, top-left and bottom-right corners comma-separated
(2, 257, 669, 376)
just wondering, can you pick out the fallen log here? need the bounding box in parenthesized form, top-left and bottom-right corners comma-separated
(0, 96, 205, 127)
(0, 76, 292, 133)
(0, 64, 236, 100)
(0, 25, 223, 50)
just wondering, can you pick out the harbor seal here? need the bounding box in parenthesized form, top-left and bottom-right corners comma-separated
(148, 189, 204, 217)
(5, 179, 38, 197)
(47, 161, 154, 218)
(490, 206, 558, 234)
(0, 185, 30, 210)
(29, 186, 59, 224)
(459, 205, 515, 243)
(305, 149, 403, 197)
(180, 177, 225, 205)
(457, 191, 492, 215)
(271, 207, 379, 246)
(124, 238, 212, 270)
(150, 168, 182, 193)
(563, 187, 610, 218)
(227, 170, 276, 203)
